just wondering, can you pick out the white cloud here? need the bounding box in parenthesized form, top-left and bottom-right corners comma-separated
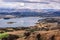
(23, 2, 60, 9)
(1, 0, 46, 2)
(0, 2, 25, 9)
(49, 0, 60, 3)
(0, 2, 60, 9)
(0, 0, 3, 2)
(0, 0, 60, 9)
(25, 0, 50, 2)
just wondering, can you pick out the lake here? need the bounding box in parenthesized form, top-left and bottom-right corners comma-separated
(0, 17, 44, 28)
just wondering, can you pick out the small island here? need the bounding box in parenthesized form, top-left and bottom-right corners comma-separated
(7, 22, 16, 24)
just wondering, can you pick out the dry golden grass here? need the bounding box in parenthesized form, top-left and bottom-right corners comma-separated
(5, 30, 60, 40)
(7, 30, 26, 35)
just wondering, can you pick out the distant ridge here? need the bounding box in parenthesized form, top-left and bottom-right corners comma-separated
(0, 9, 60, 17)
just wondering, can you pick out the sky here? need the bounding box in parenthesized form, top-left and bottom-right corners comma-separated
(0, 0, 60, 9)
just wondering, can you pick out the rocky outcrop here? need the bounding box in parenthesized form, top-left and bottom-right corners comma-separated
(34, 18, 60, 31)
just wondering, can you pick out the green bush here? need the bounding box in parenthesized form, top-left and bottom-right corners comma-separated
(0, 33, 9, 39)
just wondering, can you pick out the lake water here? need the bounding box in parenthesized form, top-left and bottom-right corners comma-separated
(0, 17, 43, 28)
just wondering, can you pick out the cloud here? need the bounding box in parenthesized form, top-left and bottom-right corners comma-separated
(0, 0, 60, 9)
(0, 2, 60, 9)
(2, 0, 47, 2)
(0, 0, 3, 2)
(0, 2, 25, 9)
(2, 0, 60, 2)
(23, 2, 60, 9)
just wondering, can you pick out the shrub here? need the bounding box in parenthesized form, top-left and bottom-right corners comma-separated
(6, 34, 19, 40)
(24, 32, 31, 39)
(0, 33, 9, 39)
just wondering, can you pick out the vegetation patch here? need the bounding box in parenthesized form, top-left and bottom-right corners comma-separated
(0, 33, 9, 39)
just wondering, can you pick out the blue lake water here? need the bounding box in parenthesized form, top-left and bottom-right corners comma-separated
(0, 17, 43, 28)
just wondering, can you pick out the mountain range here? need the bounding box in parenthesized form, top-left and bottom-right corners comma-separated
(0, 8, 60, 17)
